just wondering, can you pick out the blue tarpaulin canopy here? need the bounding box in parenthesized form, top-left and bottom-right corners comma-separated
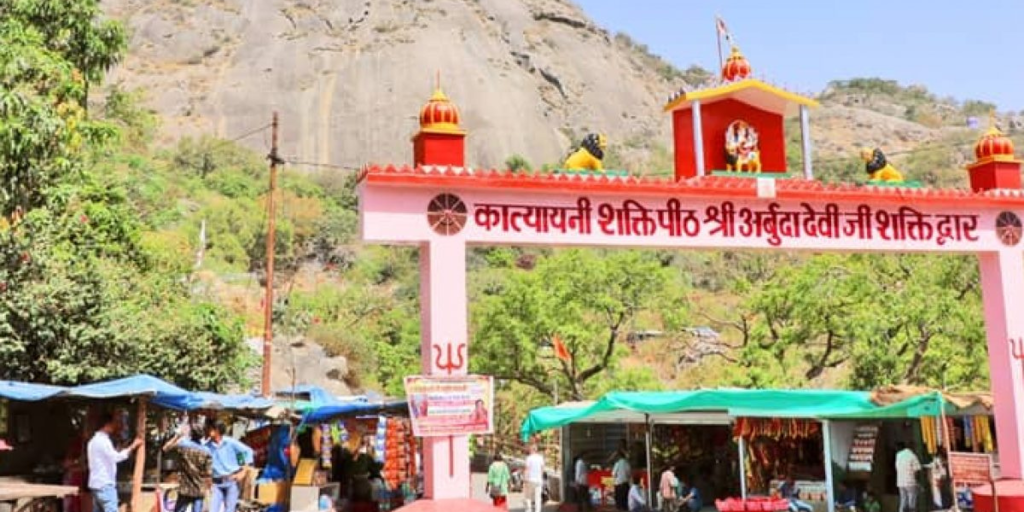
(193, 391, 275, 412)
(0, 380, 67, 401)
(64, 374, 203, 410)
(302, 399, 408, 423)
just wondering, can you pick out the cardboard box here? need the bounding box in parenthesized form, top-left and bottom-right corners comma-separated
(256, 481, 291, 505)
(293, 459, 317, 485)
(290, 484, 340, 512)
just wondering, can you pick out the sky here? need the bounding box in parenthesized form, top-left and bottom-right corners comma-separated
(574, 0, 1024, 111)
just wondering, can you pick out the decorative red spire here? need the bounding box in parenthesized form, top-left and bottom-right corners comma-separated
(418, 73, 463, 135)
(975, 113, 1015, 162)
(413, 72, 466, 167)
(721, 45, 752, 82)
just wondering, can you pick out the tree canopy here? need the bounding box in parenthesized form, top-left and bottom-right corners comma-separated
(0, 4, 251, 390)
(471, 249, 687, 400)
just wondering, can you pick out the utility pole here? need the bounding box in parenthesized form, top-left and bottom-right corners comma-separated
(261, 112, 282, 397)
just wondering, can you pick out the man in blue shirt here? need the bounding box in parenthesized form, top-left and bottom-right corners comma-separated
(203, 421, 254, 512)
(678, 476, 703, 512)
(779, 477, 813, 512)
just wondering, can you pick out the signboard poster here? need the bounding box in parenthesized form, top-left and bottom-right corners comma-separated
(404, 375, 494, 437)
(949, 451, 993, 485)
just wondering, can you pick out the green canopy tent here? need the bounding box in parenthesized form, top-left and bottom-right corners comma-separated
(520, 389, 877, 440)
(522, 388, 994, 512)
(522, 389, 879, 512)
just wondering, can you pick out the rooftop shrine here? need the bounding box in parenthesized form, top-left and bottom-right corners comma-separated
(361, 44, 1022, 204)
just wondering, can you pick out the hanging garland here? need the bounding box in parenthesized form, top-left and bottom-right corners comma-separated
(732, 418, 820, 442)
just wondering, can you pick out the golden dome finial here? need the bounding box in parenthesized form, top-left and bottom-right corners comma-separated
(430, 70, 449, 102)
(974, 110, 1015, 162)
(419, 71, 462, 134)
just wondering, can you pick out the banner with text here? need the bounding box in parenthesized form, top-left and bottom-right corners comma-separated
(404, 375, 494, 437)
(949, 452, 994, 485)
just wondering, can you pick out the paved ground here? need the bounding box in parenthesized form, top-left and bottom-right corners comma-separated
(469, 472, 560, 512)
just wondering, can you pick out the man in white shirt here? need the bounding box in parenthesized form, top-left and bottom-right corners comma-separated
(895, 442, 922, 512)
(574, 455, 590, 512)
(612, 451, 631, 511)
(87, 410, 143, 512)
(524, 445, 545, 512)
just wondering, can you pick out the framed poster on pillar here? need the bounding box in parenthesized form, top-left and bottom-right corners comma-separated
(404, 375, 494, 437)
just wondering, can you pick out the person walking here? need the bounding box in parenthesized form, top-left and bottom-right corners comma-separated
(486, 453, 512, 509)
(574, 455, 591, 512)
(612, 451, 631, 511)
(895, 442, 922, 512)
(524, 445, 545, 512)
(164, 425, 213, 512)
(658, 466, 678, 512)
(203, 421, 254, 512)
(87, 411, 143, 512)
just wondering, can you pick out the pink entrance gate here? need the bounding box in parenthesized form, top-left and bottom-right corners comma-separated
(358, 79, 1024, 511)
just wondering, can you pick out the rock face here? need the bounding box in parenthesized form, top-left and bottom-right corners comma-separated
(246, 336, 354, 396)
(101, 0, 677, 170)
(99, 0, 988, 175)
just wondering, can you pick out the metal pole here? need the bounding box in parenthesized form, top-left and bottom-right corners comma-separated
(261, 112, 280, 397)
(715, 18, 724, 74)
(800, 105, 813, 180)
(822, 420, 835, 512)
(645, 415, 655, 509)
(739, 436, 748, 500)
(692, 100, 706, 177)
(938, 393, 960, 512)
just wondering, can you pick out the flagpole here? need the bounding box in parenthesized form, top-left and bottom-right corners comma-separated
(716, 16, 725, 73)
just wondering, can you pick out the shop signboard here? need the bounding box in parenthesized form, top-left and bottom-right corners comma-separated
(949, 451, 993, 485)
(404, 375, 494, 437)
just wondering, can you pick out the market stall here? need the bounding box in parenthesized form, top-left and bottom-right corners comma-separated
(523, 389, 883, 512)
(295, 395, 413, 512)
(825, 388, 997, 512)
(0, 382, 79, 512)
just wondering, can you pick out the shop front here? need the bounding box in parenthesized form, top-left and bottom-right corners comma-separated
(524, 388, 997, 512)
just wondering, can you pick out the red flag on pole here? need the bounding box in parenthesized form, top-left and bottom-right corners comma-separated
(552, 335, 571, 363)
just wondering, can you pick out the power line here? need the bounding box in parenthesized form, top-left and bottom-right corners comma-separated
(228, 123, 272, 143)
(283, 158, 363, 172)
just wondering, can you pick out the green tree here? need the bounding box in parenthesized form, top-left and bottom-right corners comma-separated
(714, 253, 986, 390)
(471, 249, 687, 400)
(0, 12, 252, 389)
(1, 0, 126, 100)
(0, 21, 115, 214)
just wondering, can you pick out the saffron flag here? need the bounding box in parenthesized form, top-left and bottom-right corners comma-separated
(552, 335, 572, 363)
(716, 16, 733, 45)
(716, 16, 728, 36)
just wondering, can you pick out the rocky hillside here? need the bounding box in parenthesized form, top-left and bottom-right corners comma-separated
(101, 0, 1024, 177)
(100, 0, 685, 170)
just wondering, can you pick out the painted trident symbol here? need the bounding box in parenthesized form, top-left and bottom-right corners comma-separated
(433, 342, 466, 375)
(1009, 337, 1024, 376)
(1012, 337, 1024, 359)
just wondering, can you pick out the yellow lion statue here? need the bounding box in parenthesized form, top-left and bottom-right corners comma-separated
(860, 148, 904, 183)
(563, 133, 607, 171)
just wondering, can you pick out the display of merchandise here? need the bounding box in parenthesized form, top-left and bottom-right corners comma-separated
(242, 425, 274, 468)
(319, 424, 332, 469)
(966, 416, 994, 453)
(377, 417, 418, 498)
(375, 417, 388, 464)
(847, 424, 878, 472)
